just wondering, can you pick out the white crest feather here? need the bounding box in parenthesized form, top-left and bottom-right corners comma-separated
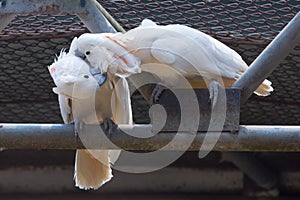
(54, 48, 67, 62)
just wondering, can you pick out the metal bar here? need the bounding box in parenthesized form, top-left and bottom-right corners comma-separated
(0, 0, 88, 15)
(228, 13, 300, 189)
(222, 152, 278, 189)
(93, 1, 126, 33)
(232, 11, 300, 103)
(0, 124, 299, 151)
(76, 0, 115, 33)
(0, 124, 78, 150)
(0, 0, 117, 34)
(0, 14, 16, 32)
(0, 166, 243, 193)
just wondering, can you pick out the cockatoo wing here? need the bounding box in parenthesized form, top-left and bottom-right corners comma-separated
(108, 76, 133, 165)
(163, 23, 273, 94)
(114, 19, 272, 95)
(112, 77, 133, 125)
(58, 94, 73, 124)
(115, 25, 227, 80)
(164, 24, 248, 78)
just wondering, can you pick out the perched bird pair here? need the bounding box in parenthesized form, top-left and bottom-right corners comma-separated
(49, 19, 273, 190)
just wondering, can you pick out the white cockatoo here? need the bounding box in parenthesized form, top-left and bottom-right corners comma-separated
(48, 38, 133, 190)
(74, 19, 273, 104)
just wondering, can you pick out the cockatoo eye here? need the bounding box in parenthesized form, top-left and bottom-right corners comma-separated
(85, 51, 90, 55)
(83, 75, 89, 79)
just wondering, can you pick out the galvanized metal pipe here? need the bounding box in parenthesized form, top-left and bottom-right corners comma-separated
(76, 0, 116, 33)
(0, 0, 88, 15)
(0, 124, 79, 150)
(93, 0, 126, 33)
(232, 11, 300, 103)
(0, 124, 299, 151)
(228, 12, 300, 189)
(222, 152, 278, 189)
(0, 0, 117, 34)
(0, 14, 16, 32)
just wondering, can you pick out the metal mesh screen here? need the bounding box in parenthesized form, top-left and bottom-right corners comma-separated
(0, 14, 86, 41)
(0, 0, 299, 125)
(0, 38, 70, 123)
(101, 0, 300, 44)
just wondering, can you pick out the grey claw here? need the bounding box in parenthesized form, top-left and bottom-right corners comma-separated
(103, 118, 117, 138)
(74, 121, 84, 141)
(151, 84, 166, 104)
(209, 80, 219, 109)
(75, 129, 79, 138)
(103, 119, 108, 131)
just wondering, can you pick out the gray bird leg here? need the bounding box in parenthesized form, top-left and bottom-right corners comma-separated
(208, 80, 219, 109)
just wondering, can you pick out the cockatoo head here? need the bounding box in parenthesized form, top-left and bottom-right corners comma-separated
(48, 44, 100, 99)
(74, 33, 141, 77)
(75, 34, 112, 74)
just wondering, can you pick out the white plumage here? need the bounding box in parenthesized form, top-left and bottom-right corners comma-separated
(48, 37, 132, 190)
(76, 19, 273, 96)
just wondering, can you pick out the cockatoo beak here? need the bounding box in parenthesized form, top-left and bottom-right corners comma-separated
(75, 49, 86, 60)
(90, 67, 107, 87)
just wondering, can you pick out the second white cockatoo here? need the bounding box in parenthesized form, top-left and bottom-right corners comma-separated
(48, 37, 133, 190)
(74, 19, 273, 104)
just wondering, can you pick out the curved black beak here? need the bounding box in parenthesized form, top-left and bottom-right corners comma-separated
(90, 68, 107, 87)
(75, 49, 86, 60)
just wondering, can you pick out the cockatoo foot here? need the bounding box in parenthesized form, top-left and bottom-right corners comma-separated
(74, 121, 84, 141)
(150, 84, 166, 105)
(208, 80, 219, 109)
(102, 118, 118, 138)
